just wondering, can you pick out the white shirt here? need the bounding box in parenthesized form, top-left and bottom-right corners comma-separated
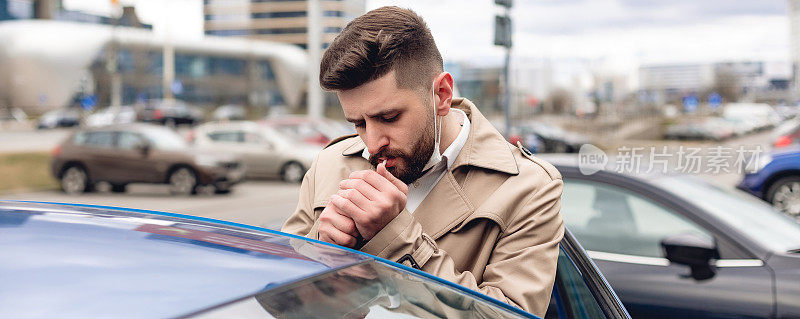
(362, 108, 471, 213)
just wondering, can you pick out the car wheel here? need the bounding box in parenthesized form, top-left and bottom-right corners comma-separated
(767, 176, 800, 218)
(165, 118, 176, 128)
(61, 166, 89, 195)
(111, 183, 127, 193)
(281, 162, 305, 183)
(169, 167, 197, 196)
(214, 185, 232, 195)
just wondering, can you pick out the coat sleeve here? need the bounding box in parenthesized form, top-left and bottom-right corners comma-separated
(281, 155, 321, 239)
(359, 178, 565, 317)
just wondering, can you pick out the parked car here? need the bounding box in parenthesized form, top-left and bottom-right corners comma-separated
(138, 99, 204, 127)
(510, 122, 589, 153)
(51, 123, 244, 195)
(547, 159, 800, 318)
(737, 146, 800, 219)
(36, 108, 81, 129)
(0, 201, 630, 319)
(192, 121, 319, 182)
(772, 118, 800, 149)
(85, 105, 136, 127)
(664, 118, 733, 141)
(723, 103, 782, 132)
(261, 115, 355, 146)
(212, 104, 247, 121)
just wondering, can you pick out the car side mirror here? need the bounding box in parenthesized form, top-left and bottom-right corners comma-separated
(661, 233, 719, 281)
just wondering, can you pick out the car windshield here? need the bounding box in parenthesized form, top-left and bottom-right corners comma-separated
(140, 126, 188, 150)
(189, 260, 527, 319)
(654, 176, 800, 253)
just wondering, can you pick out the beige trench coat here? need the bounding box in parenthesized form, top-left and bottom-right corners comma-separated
(282, 98, 565, 317)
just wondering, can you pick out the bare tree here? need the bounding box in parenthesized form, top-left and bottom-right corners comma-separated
(712, 67, 741, 103)
(545, 87, 573, 114)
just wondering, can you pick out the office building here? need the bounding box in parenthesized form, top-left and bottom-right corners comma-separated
(204, 0, 365, 49)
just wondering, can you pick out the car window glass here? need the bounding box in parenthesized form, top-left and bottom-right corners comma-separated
(189, 261, 526, 319)
(208, 131, 244, 143)
(72, 132, 88, 145)
(545, 247, 607, 319)
(562, 180, 712, 258)
(244, 132, 264, 144)
(84, 131, 114, 148)
(654, 177, 800, 253)
(117, 132, 143, 150)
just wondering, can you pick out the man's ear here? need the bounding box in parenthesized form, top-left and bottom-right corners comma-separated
(433, 72, 454, 116)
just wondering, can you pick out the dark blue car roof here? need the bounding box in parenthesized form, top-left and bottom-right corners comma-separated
(1, 201, 540, 319)
(0, 201, 370, 318)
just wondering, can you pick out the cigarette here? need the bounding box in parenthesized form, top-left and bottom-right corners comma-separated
(382, 159, 387, 167)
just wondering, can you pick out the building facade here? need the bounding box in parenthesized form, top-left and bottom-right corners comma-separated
(0, 0, 151, 28)
(204, 0, 364, 49)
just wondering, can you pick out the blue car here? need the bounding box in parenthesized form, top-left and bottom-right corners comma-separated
(737, 145, 800, 219)
(0, 201, 629, 319)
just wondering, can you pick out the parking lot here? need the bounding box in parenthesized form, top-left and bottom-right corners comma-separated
(3, 180, 300, 229)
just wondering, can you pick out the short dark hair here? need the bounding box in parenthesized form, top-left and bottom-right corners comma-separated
(319, 6, 444, 95)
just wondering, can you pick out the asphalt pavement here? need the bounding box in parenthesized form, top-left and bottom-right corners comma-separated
(3, 181, 300, 230)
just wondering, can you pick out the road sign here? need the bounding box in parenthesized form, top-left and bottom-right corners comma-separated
(494, 15, 512, 48)
(683, 94, 699, 113)
(708, 92, 722, 109)
(495, 0, 513, 8)
(171, 79, 184, 95)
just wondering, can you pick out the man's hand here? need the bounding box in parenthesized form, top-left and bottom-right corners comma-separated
(317, 204, 360, 248)
(330, 161, 408, 241)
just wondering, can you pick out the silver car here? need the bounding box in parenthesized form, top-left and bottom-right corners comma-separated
(192, 121, 319, 182)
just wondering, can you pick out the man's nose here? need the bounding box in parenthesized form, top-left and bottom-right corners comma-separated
(364, 125, 389, 155)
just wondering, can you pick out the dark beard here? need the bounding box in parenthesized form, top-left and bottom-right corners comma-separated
(369, 112, 435, 184)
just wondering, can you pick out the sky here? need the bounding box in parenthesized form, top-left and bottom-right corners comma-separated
(62, 0, 791, 71)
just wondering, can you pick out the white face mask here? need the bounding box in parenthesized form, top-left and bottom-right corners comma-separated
(422, 81, 442, 173)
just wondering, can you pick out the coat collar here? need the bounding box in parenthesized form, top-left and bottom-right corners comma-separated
(341, 98, 519, 176)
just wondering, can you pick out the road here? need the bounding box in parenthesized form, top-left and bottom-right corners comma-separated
(3, 181, 300, 230)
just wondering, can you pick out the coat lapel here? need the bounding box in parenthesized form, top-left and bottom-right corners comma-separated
(412, 170, 475, 240)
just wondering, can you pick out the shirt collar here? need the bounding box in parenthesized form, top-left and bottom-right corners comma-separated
(360, 109, 470, 171)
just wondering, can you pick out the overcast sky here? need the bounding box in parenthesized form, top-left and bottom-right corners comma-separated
(63, 0, 790, 68)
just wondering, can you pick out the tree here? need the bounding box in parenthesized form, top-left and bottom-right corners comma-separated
(712, 67, 741, 103)
(545, 87, 573, 114)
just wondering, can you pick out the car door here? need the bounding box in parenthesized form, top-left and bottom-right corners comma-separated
(80, 131, 117, 181)
(112, 131, 160, 183)
(206, 130, 270, 178)
(560, 178, 774, 319)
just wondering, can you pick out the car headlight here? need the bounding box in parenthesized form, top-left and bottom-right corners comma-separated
(195, 155, 219, 167)
(745, 153, 771, 173)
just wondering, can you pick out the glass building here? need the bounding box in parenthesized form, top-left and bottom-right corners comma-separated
(203, 0, 364, 49)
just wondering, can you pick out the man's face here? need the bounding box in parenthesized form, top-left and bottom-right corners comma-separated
(339, 70, 434, 184)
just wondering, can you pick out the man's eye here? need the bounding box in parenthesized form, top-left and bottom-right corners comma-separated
(354, 122, 366, 128)
(382, 114, 399, 123)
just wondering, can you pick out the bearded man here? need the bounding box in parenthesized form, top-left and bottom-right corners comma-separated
(282, 6, 564, 316)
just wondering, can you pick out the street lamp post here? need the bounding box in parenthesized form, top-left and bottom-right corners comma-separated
(494, 0, 513, 137)
(307, 0, 324, 118)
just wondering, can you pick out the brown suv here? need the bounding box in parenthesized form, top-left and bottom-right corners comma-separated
(52, 124, 244, 195)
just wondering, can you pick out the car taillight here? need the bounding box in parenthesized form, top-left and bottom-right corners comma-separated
(52, 145, 61, 156)
(774, 135, 794, 148)
(154, 109, 163, 119)
(186, 130, 195, 143)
